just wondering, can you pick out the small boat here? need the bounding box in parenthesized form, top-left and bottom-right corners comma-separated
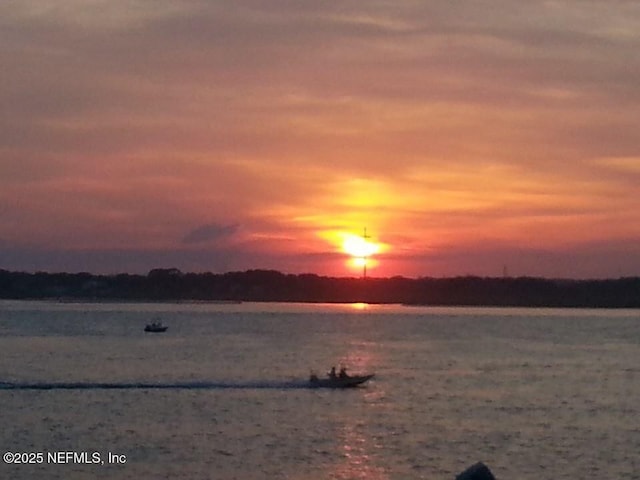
(309, 367, 374, 388)
(144, 322, 168, 333)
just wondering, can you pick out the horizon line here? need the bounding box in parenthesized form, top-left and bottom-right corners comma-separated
(2, 267, 638, 283)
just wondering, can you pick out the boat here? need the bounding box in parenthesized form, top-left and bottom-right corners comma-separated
(308, 367, 374, 388)
(144, 321, 168, 333)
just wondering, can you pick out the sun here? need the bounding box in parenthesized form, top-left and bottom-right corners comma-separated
(318, 229, 387, 275)
(342, 234, 380, 259)
(340, 232, 383, 274)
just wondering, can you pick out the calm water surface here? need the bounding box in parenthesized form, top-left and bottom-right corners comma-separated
(0, 301, 638, 479)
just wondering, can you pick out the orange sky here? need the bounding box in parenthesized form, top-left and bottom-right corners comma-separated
(1, 1, 639, 278)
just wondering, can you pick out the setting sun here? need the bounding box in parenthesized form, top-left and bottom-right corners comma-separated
(317, 229, 387, 275)
(340, 230, 385, 275)
(342, 234, 380, 259)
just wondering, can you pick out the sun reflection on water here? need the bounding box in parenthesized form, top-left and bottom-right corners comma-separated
(327, 340, 388, 480)
(349, 302, 370, 311)
(329, 421, 388, 480)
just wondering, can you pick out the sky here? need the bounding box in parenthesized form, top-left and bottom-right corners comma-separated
(1, 0, 640, 278)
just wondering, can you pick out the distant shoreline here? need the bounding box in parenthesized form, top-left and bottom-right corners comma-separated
(2, 268, 639, 308)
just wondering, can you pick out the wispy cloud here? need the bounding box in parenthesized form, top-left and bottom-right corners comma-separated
(182, 223, 240, 245)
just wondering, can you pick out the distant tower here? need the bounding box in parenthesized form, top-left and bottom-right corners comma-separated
(362, 227, 370, 279)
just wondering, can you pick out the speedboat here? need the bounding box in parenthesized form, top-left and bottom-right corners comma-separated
(308, 371, 374, 388)
(144, 322, 168, 333)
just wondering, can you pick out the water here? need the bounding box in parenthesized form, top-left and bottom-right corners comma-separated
(0, 300, 638, 479)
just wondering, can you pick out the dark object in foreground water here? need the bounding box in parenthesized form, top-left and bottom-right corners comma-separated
(144, 321, 168, 333)
(308, 373, 374, 388)
(456, 462, 496, 480)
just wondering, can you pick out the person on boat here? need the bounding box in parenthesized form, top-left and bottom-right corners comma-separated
(329, 366, 337, 379)
(339, 366, 348, 379)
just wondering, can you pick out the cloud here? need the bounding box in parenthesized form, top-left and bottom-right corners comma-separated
(182, 223, 240, 245)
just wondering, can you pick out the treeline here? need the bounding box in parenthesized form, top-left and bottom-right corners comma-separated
(0, 268, 639, 307)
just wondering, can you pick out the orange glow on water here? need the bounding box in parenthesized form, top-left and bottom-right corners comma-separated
(349, 302, 369, 310)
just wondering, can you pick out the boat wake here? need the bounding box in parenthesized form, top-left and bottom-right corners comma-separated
(0, 380, 314, 391)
